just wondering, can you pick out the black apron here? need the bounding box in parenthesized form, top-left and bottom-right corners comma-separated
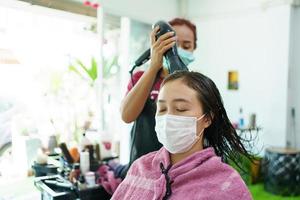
(119, 97, 162, 179)
(129, 98, 162, 164)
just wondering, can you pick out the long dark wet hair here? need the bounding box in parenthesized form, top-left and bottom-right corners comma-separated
(162, 71, 254, 169)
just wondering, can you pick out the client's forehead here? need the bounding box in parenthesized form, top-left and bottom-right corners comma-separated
(158, 80, 197, 103)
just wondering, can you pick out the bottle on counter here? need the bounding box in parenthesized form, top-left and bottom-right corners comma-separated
(239, 107, 244, 129)
(249, 113, 256, 129)
(85, 171, 96, 187)
(48, 135, 58, 155)
(80, 133, 91, 151)
(80, 151, 90, 175)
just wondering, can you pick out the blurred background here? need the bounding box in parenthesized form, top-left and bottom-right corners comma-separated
(0, 0, 299, 199)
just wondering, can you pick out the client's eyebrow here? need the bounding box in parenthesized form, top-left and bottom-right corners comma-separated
(173, 98, 191, 103)
(157, 98, 191, 103)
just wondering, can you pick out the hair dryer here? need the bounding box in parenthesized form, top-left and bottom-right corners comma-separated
(131, 21, 188, 74)
(153, 20, 188, 73)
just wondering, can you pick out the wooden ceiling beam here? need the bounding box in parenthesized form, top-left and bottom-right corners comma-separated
(17, 0, 97, 17)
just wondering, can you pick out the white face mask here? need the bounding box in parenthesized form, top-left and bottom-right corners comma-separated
(155, 114, 206, 154)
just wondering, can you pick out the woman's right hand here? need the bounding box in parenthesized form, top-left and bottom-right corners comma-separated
(120, 27, 176, 123)
(149, 26, 177, 72)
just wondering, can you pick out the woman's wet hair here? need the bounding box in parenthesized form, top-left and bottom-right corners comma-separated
(162, 71, 254, 170)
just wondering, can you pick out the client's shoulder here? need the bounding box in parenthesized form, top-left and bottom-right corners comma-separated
(129, 149, 162, 175)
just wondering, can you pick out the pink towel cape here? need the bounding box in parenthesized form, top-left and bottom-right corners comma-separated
(112, 147, 252, 200)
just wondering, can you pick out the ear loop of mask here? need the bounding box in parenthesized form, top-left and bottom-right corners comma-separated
(188, 129, 205, 151)
(184, 114, 207, 150)
(195, 114, 206, 139)
(196, 114, 206, 122)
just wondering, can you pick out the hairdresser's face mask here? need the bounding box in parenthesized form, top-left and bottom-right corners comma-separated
(178, 47, 195, 66)
(155, 114, 205, 154)
(162, 47, 195, 69)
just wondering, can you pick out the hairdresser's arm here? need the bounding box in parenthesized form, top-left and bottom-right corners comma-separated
(120, 27, 176, 123)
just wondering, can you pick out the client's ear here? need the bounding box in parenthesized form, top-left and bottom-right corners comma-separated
(204, 112, 214, 128)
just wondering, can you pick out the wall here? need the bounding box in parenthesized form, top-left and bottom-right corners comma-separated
(187, 0, 293, 19)
(188, 0, 291, 154)
(99, 0, 178, 24)
(287, 6, 300, 149)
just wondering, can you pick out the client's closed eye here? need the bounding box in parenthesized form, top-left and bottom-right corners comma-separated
(176, 109, 187, 112)
(158, 108, 167, 113)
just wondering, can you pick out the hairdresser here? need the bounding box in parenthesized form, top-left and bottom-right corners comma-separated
(117, 18, 197, 176)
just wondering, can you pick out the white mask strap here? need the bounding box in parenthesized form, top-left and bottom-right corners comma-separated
(196, 114, 206, 121)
